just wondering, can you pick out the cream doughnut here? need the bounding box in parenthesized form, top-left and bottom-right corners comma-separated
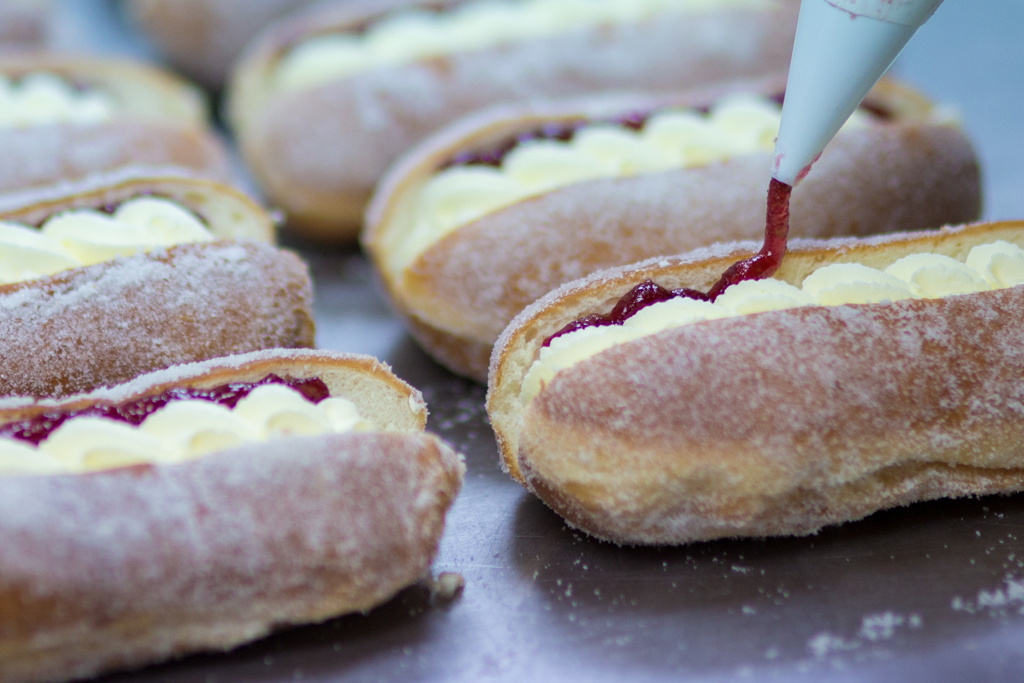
(0, 170, 314, 398)
(0, 349, 463, 683)
(488, 221, 1024, 545)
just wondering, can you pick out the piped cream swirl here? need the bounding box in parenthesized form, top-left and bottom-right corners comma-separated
(0, 72, 117, 128)
(0, 197, 214, 285)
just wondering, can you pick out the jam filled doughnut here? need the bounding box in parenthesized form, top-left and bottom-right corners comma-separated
(365, 77, 981, 381)
(227, 0, 800, 242)
(488, 221, 1024, 545)
(0, 349, 463, 683)
(0, 55, 230, 195)
(0, 169, 314, 398)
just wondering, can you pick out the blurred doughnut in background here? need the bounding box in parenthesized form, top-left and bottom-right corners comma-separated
(125, 0, 321, 88)
(0, 0, 52, 50)
(0, 55, 231, 194)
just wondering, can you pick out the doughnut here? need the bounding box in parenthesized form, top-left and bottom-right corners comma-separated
(0, 169, 314, 398)
(488, 221, 1024, 544)
(0, 348, 463, 683)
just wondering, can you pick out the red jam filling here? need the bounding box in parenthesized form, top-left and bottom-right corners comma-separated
(545, 280, 708, 346)
(445, 119, 588, 168)
(542, 178, 794, 346)
(0, 375, 330, 446)
(706, 178, 792, 299)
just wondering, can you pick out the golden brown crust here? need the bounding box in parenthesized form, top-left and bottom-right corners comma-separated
(0, 433, 461, 683)
(368, 78, 981, 381)
(228, 0, 800, 242)
(490, 221, 1024, 480)
(0, 173, 312, 398)
(0, 350, 463, 683)
(487, 220, 1024, 544)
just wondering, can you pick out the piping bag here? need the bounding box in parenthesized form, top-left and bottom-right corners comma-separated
(707, 0, 945, 298)
(773, 0, 946, 185)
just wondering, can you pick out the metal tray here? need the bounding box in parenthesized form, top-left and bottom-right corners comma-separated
(50, 1, 1024, 680)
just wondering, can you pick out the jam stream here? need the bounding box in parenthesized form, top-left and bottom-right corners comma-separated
(706, 178, 793, 299)
(0, 375, 330, 445)
(543, 178, 794, 346)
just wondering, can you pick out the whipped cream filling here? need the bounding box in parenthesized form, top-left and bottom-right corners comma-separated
(520, 240, 1024, 405)
(385, 95, 871, 275)
(274, 0, 769, 93)
(0, 197, 214, 285)
(0, 72, 118, 128)
(0, 384, 374, 476)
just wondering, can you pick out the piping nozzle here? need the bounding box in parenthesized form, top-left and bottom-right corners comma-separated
(771, 0, 944, 186)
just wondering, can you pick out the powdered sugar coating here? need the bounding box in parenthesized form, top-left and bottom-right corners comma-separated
(0, 240, 314, 398)
(488, 222, 1012, 481)
(0, 431, 464, 681)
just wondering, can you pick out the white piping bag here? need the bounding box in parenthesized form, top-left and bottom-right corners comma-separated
(772, 0, 945, 186)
